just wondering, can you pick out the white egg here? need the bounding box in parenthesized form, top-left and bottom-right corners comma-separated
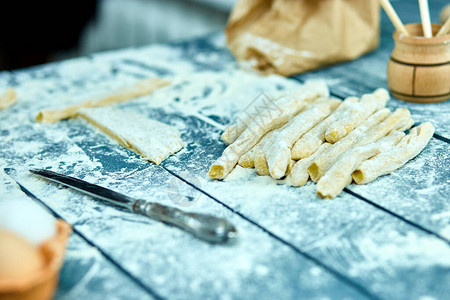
(0, 196, 56, 246)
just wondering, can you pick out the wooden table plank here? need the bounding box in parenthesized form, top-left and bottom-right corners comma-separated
(56, 234, 156, 300)
(0, 105, 370, 299)
(7, 162, 371, 300)
(156, 102, 450, 300)
(1, 2, 448, 298)
(0, 171, 156, 300)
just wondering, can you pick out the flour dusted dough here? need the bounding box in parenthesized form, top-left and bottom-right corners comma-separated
(290, 142, 331, 187)
(238, 130, 276, 168)
(353, 122, 435, 185)
(36, 78, 169, 123)
(308, 108, 390, 182)
(221, 81, 327, 145)
(78, 107, 183, 165)
(266, 99, 340, 179)
(208, 81, 328, 180)
(316, 131, 405, 198)
(221, 92, 280, 145)
(291, 96, 359, 160)
(325, 88, 389, 143)
(0, 88, 17, 110)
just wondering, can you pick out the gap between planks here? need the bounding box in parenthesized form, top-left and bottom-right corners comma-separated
(9, 170, 380, 300)
(289, 76, 450, 244)
(161, 167, 383, 300)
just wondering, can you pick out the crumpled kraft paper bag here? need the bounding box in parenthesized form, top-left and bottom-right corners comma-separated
(226, 0, 380, 76)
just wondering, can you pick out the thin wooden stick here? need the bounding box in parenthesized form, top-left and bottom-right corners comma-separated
(378, 0, 410, 36)
(419, 0, 432, 37)
(436, 16, 450, 37)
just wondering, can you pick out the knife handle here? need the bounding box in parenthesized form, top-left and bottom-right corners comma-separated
(132, 200, 238, 244)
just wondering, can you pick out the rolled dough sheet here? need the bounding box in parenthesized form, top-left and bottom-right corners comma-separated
(78, 107, 183, 165)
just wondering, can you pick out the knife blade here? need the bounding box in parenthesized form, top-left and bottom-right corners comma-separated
(29, 169, 238, 244)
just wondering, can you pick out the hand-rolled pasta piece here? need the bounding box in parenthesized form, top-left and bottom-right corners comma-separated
(221, 80, 327, 145)
(266, 99, 341, 179)
(221, 94, 278, 145)
(35, 78, 170, 123)
(358, 108, 413, 146)
(0, 88, 17, 110)
(353, 122, 435, 185)
(290, 142, 331, 187)
(238, 130, 276, 168)
(253, 123, 290, 175)
(316, 130, 405, 198)
(291, 96, 359, 160)
(208, 81, 328, 180)
(308, 108, 390, 182)
(325, 88, 390, 143)
(254, 147, 270, 176)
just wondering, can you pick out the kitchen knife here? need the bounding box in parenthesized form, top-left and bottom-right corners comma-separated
(29, 169, 238, 244)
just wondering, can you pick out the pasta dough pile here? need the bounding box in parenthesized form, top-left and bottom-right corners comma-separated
(208, 81, 435, 198)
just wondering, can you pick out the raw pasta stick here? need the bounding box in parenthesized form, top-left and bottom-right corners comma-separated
(78, 107, 183, 165)
(221, 81, 324, 144)
(290, 142, 331, 187)
(325, 88, 390, 143)
(266, 99, 341, 179)
(353, 122, 434, 185)
(36, 78, 170, 123)
(308, 108, 390, 182)
(253, 125, 288, 175)
(291, 96, 359, 160)
(285, 159, 296, 176)
(358, 108, 412, 146)
(316, 131, 405, 198)
(253, 97, 332, 177)
(208, 81, 328, 180)
(238, 130, 276, 168)
(254, 147, 270, 176)
(221, 92, 284, 145)
(0, 88, 17, 110)
(308, 107, 412, 182)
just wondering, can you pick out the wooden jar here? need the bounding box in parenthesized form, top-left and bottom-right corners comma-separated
(387, 23, 449, 103)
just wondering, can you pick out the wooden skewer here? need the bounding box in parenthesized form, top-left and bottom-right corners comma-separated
(419, 0, 433, 37)
(436, 16, 450, 37)
(378, 0, 410, 36)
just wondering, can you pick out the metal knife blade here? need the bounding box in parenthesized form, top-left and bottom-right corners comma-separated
(30, 169, 238, 244)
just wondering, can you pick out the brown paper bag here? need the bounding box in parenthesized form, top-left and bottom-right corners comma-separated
(226, 0, 380, 76)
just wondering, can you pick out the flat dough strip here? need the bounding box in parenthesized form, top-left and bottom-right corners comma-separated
(78, 107, 183, 165)
(208, 81, 328, 180)
(0, 88, 17, 110)
(353, 122, 435, 184)
(308, 108, 390, 182)
(36, 78, 170, 123)
(291, 96, 359, 160)
(266, 99, 341, 179)
(316, 131, 405, 198)
(289, 142, 332, 187)
(325, 88, 389, 143)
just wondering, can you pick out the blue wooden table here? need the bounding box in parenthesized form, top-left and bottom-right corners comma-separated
(0, 1, 449, 299)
